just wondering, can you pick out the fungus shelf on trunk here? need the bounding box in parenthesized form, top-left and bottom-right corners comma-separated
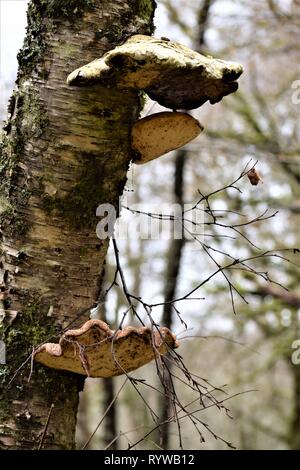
(67, 34, 243, 110)
(34, 319, 179, 377)
(132, 112, 203, 164)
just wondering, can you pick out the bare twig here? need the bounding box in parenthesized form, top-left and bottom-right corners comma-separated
(82, 378, 128, 450)
(37, 403, 55, 450)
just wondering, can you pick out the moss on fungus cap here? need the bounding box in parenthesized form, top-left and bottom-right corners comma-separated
(67, 35, 243, 110)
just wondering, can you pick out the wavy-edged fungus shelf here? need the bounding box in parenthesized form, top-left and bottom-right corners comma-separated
(67, 35, 243, 110)
(34, 319, 179, 377)
(132, 111, 203, 164)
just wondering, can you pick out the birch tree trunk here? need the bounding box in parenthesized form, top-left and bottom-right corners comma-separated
(0, 0, 155, 450)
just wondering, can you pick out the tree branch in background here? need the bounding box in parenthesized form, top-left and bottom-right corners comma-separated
(197, 0, 215, 50)
(158, 0, 215, 449)
(251, 284, 300, 308)
(99, 295, 118, 450)
(160, 0, 191, 38)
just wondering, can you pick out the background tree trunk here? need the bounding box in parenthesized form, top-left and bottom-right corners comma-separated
(99, 284, 117, 450)
(0, 0, 155, 450)
(158, 150, 185, 449)
(157, 0, 213, 449)
(289, 361, 300, 450)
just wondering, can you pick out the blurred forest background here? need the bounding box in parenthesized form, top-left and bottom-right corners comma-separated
(1, 0, 299, 450)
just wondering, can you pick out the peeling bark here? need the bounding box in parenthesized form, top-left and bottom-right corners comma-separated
(0, 0, 155, 450)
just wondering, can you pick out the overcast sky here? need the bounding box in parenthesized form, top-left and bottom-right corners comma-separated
(0, 0, 28, 118)
(0, 0, 28, 80)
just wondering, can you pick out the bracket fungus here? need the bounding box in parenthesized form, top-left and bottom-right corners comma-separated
(34, 319, 179, 377)
(67, 35, 242, 164)
(132, 112, 203, 164)
(67, 35, 243, 110)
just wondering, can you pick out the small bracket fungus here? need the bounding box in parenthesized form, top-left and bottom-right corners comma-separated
(67, 35, 243, 110)
(34, 319, 179, 377)
(132, 112, 203, 164)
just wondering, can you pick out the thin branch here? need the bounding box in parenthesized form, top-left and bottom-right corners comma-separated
(82, 378, 128, 450)
(37, 403, 55, 450)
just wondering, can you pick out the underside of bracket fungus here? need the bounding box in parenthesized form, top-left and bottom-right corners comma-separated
(132, 112, 203, 164)
(67, 35, 243, 110)
(34, 319, 179, 377)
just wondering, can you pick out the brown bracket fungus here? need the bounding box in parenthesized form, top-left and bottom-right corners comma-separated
(34, 319, 179, 377)
(67, 35, 243, 110)
(132, 112, 203, 164)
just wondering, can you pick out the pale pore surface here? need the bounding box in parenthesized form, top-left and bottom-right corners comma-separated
(132, 111, 203, 163)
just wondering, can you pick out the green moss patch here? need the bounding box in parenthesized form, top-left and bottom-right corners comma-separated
(0, 86, 49, 238)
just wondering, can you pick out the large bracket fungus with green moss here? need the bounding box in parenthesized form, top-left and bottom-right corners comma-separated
(34, 319, 179, 377)
(67, 34, 243, 163)
(67, 34, 243, 110)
